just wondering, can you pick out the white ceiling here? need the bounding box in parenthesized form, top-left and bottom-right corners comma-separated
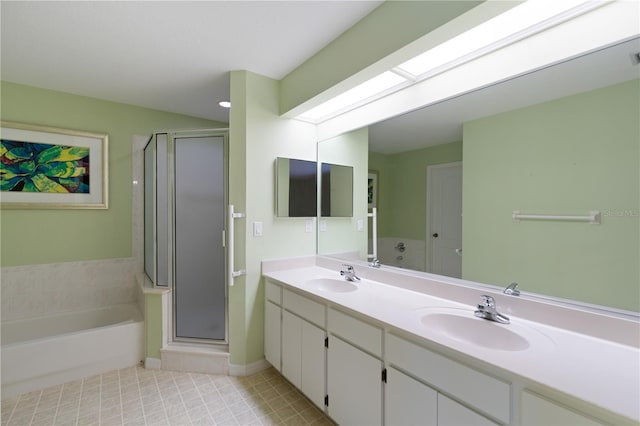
(0, 1, 382, 123)
(3, 1, 638, 152)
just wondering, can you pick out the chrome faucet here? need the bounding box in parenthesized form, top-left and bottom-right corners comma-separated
(504, 282, 520, 296)
(474, 295, 510, 324)
(369, 258, 381, 268)
(340, 264, 361, 281)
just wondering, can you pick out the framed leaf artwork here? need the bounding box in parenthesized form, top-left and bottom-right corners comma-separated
(1, 121, 108, 209)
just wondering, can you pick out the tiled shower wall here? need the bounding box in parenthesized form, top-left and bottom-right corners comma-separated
(0, 257, 138, 322)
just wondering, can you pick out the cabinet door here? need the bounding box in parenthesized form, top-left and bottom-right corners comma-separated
(301, 320, 326, 409)
(327, 336, 382, 425)
(438, 394, 498, 426)
(385, 367, 437, 426)
(521, 391, 604, 426)
(386, 333, 509, 423)
(264, 300, 281, 371)
(282, 310, 302, 388)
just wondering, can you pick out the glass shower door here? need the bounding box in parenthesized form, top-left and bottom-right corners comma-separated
(174, 135, 226, 342)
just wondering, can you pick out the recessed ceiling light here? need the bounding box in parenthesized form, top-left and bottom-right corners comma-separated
(218, 101, 231, 108)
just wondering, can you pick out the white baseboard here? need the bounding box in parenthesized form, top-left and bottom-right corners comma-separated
(145, 357, 162, 370)
(229, 358, 271, 376)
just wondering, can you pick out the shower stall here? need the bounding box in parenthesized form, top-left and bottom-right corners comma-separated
(144, 129, 228, 344)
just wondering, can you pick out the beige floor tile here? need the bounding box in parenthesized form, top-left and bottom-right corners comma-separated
(273, 405, 297, 422)
(1, 367, 333, 426)
(192, 414, 216, 425)
(123, 418, 148, 426)
(204, 398, 227, 414)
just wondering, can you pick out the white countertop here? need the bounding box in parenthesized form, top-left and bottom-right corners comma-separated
(263, 260, 640, 423)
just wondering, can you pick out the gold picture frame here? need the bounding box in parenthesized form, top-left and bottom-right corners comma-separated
(0, 121, 108, 209)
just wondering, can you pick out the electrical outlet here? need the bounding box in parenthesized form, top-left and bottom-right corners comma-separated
(357, 219, 364, 231)
(305, 219, 312, 233)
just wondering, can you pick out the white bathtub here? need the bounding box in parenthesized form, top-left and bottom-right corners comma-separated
(1, 303, 144, 398)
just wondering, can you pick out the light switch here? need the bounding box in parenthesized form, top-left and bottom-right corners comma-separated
(320, 220, 327, 232)
(305, 219, 313, 233)
(357, 219, 364, 231)
(253, 221, 263, 237)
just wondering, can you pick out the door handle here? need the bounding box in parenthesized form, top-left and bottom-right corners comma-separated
(432, 233, 438, 238)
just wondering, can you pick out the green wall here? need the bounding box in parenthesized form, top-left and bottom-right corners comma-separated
(463, 79, 640, 311)
(369, 141, 462, 240)
(145, 293, 163, 359)
(0, 81, 224, 267)
(229, 71, 318, 366)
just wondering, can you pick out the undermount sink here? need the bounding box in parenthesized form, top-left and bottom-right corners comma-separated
(305, 278, 358, 293)
(419, 307, 553, 352)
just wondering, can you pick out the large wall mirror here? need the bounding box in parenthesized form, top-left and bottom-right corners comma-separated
(317, 37, 640, 313)
(317, 130, 368, 258)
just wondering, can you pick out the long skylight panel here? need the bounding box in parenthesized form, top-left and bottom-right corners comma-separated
(298, 71, 407, 121)
(397, 0, 608, 78)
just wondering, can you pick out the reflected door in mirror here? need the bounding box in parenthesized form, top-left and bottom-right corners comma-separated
(428, 162, 462, 278)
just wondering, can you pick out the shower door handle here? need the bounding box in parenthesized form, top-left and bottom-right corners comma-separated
(228, 205, 247, 286)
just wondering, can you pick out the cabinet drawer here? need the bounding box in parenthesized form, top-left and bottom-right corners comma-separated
(283, 289, 325, 328)
(521, 390, 604, 425)
(439, 394, 499, 426)
(265, 280, 282, 305)
(328, 308, 382, 357)
(386, 333, 510, 424)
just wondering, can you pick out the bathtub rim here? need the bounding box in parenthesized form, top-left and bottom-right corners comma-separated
(1, 302, 143, 347)
(1, 305, 144, 398)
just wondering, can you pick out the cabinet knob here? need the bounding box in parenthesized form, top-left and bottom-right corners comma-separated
(432, 233, 439, 238)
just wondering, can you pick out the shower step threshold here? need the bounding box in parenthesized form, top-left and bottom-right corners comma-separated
(160, 343, 229, 374)
(164, 342, 229, 354)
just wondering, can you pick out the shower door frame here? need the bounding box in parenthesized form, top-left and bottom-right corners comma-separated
(167, 129, 229, 346)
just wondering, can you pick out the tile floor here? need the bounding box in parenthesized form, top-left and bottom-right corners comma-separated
(1, 366, 335, 426)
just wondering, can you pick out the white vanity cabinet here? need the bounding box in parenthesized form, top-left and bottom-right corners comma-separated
(386, 332, 507, 425)
(264, 281, 282, 371)
(264, 280, 326, 409)
(327, 307, 384, 426)
(263, 261, 639, 426)
(385, 366, 499, 426)
(281, 288, 326, 409)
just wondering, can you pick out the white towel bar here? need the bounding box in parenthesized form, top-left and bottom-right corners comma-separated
(367, 207, 378, 260)
(512, 210, 601, 224)
(228, 204, 246, 287)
